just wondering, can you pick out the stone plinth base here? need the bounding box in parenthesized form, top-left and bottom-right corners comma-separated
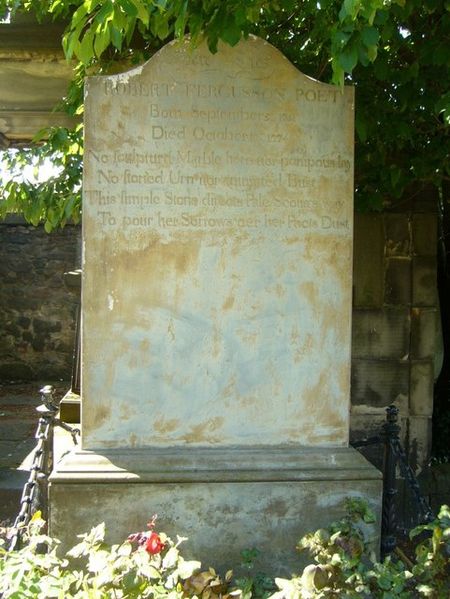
(49, 446, 381, 574)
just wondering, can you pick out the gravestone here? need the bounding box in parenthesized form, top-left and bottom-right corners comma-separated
(49, 36, 381, 571)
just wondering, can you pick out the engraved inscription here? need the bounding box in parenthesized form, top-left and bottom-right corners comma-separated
(86, 42, 352, 237)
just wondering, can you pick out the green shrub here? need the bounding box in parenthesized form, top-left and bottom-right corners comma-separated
(1, 502, 449, 598)
(0, 514, 233, 598)
(273, 501, 450, 598)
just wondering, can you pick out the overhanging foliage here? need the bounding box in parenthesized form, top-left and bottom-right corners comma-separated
(0, 0, 448, 230)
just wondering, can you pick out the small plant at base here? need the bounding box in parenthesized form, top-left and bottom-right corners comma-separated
(272, 500, 450, 598)
(0, 512, 77, 598)
(127, 514, 166, 555)
(0, 512, 235, 598)
(409, 504, 450, 597)
(1, 503, 450, 598)
(234, 548, 276, 599)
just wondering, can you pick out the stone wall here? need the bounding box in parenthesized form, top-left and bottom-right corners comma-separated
(0, 217, 81, 381)
(351, 196, 439, 474)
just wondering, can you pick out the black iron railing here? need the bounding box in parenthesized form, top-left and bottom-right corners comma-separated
(352, 404, 434, 560)
(7, 390, 432, 558)
(7, 385, 79, 551)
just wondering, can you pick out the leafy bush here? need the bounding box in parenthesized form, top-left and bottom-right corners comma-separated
(273, 501, 450, 599)
(1, 502, 450, 598)
(0, 514, 234, 598)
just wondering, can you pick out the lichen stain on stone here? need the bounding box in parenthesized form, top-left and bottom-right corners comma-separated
(127, 355, 138, 369)
(90, 404, 112, 430)
(182, 417, 225, 443)
(293, 333, 314, 363)
(222, 295, 235, 310)
(167, 319, 176, 341)
(238, 395, 258, 410)
(300, 370, 347, 440)
(284, 236, 300, 245)
(219, 504, 240, 516)
(298, 281, 318, 309)
(140, 339, 150, 353)
(221, 376, 236, 400)
(274, 283, 285, 298)
(87, 238, 201, 323)
(266, 498, 288, 517)
(97, 100, 112, 130)
(153, 417, 181, 435)
(210, 325, 222, 358)
(236, 329, 258, 346)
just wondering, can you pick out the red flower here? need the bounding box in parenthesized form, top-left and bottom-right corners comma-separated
(144, 532, 165, 555)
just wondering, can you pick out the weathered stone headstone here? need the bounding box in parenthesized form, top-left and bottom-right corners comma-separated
(50, 37, 381, 571)
(83, 37, 354, 448)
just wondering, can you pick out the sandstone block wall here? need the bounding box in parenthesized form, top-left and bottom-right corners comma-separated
(351, 202, 439, 473)
(0, 217, 81, 381)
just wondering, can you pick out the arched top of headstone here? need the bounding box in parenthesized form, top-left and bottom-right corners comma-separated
(85, 36, 353, 136)
(89, 35, 350, 95)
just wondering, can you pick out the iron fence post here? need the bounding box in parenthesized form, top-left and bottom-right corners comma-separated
(380, 404, 400, 560)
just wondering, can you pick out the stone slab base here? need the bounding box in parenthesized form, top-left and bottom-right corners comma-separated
(49, 446, 382, 575)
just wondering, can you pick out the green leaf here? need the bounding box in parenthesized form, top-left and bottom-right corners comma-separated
(361, 26, 379, 47)
(112, 4, 128, 29)
(153, 13, 170, 39)
(64, 195, 75, 219)
(367, 44, 377, 61)
(162, 546, 179, 569)
(94, 27, 111, 58)
(32, 128, 50, 143)
(94, 1, 114, 25)
(435, 92, 450, 124)
(341, 0, 360, 21)
(339, 1, 348, 21)
(331, 58, 345, 87)
(86, 0, 101, 11)
(122, 570, 141, 593)
(62, 30, 79, 60)
(361, 3, 377, 26)
(174, 0, 188, 38)
(177, 558, 201, 580)
(338, 44, 358, 72)
(71, 3, 88, 27)
(133, 0, 150, 25)
(332, 29, 352, 51)
(49, 0, 62, 12)
(124, 16, 137, 45)
(110, 25, 123, 51)
(220, 15, 242, 46)
(206, 33, 219, 54)
(121, 0, 138, 18)
(358, 44, 370, 67)
(77, 28, 95, 64)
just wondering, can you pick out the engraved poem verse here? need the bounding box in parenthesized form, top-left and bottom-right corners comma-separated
(84, 41, 353, 239)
